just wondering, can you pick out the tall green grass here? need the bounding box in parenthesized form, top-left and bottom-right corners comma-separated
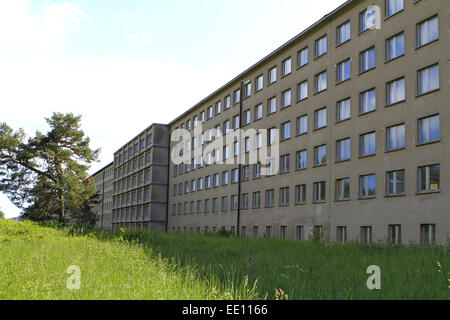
(0, 220, 448, 300)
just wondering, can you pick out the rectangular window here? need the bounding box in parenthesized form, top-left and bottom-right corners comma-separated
(243, 110, 251, 125)
(298, 47, 308, 68)
(242, 166, 249, 181)
(233, 115, 240, 130)
(337, 138, 351, 161)
(337, 227, 347, 244)
(231, 195, 238, 210)
(387, 77, 405, 105)
(255, 75, 263, 92)
(244, 137, 250, 153)
(360, 174, 376, 198)
(417, 16, 438, 48)
(387, 170, 405, 196)
(224, 95, 231, 110)
(253, 163, 261, 179)
(280, 154, 290, 173)
(337, 98, 351, 122)
(207, 106, 213, 119)
(336, 178, 350, 201)
(420, 224, 436, 245)
(268, 66, 277, 84)
(314, 145, 327, 166)
(282, 58, 292, 76)
(221, 196, 228, 211)
(418, 164, 440, 193)
(360, 7, 376, 32)
(386, 0, 403, 18)
(241, 193, 249, 209)
(213, 173, 220, 187)
(360, 88, 376, 114)
(204, 199, 210, 213)
(418, 64, 439, 95)
(360, 132, 376, 156)
(254, 104, 263, 121)
(295, 184, 306, 204)
(388, 225, 402, 245)
(313, 181, 326, 203)
(281, 89, 292, 108)
(280, 226, 288, 240)
(296, 226, 304, 241)
(297, 80, 308, 101)
(244, 82, 252, 99)
(337, 58, 351, 83)
(233, 88, 241, 104)
(386, 32, 405, 61)
(222, 171, 229, 185)
(280, 187, 289, 206)
(268, 127, 277, 146)
(315, 71, 327, 93)
(232, 168, 239, 183)
(315, 108, 327, 129)
(315, 35, 327, 57)
(265, 189, 274, 207)
(200, 111, 205, 122)
(387, 124, 405, 151)
(360, 47, 375, 73)
(296, 115, 308, 135)
(296, 150, 307, 170)
(253, 192, 261, 209)
(267, 97, 277, 114)
(418, 115, 440, 144)
(337, 21, 351, 45)
(281, 122, 291, 141)
(360, 226, 372, 244)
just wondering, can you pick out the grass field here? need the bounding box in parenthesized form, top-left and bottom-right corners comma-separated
(0, 219, 448, 300)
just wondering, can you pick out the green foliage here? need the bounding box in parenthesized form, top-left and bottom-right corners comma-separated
(0, 113, 99, 222)
(0, 208, 4, 219)
(1, 220, 448, 300)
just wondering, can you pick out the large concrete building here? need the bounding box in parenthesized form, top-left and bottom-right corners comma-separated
(105, 0, 448, 245)
(91, 162, 114, 230)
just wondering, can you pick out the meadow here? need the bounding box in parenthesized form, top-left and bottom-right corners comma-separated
(0, 219, 448, 300)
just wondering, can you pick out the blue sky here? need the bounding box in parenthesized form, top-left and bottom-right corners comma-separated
(0, 0, 346, 218)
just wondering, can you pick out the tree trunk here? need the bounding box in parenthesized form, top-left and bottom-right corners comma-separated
(59, 191, 65, 222)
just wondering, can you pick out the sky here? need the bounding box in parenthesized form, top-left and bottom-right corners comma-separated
(0, 0, 346, 219)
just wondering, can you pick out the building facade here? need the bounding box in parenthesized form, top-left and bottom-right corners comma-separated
(166, 0, 449, 245)
(91, 162, 114, 230)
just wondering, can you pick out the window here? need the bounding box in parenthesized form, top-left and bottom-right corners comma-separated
(254, 104, 263, 121)
(280, 154, 290, 173)
(280, 226, 287, 240)
(296, 115, 308, 136)
(386, 0, 404, 16)
(184, 182, 189, 194)
(417, 16, 438, 48)
(418, 164, 440, 193)
(206, 176, 211, 189)
(315, 108, 327, 129)
(252, 226, 259, 238)
(337, 138, 351, 161)
(360, 174, 376, 198)
(253, 192, 261, 209)
(296, 226, 304, 241)
(280, 187, 289, 206)
(244, 82, 252, 99)
(243, 110, 251, 125)
(296, 150, 307, 170)
(387, 77, 405, 105)
(337, 21, 351, 45)
(388, 225, 402, 245)
(244, 137, 250, 153)
(221, 196, 228, 211)
(418, 64, 439, 95)
(314, 226, 323, 239)
(233, 141, 239, 157)
(314, 145, 327, 166)
(387, 170, 405, 196)
(191, 179, 197, 192)
(360, 47, 375, 73)
(253, 163, 261, 179)
(315, 71, 327, 93)
(281, 122, 291, 141)
(337, 58, 351, 83)
(386, 32, 404, 61)
(268, 66, 277, 84)
(336, 178, 350, 201)
(418, 115, 440, 144)
(337, 98, 351, 122)
(420, 224, 436, 245)
(233, 88, 241, 104)
(387, 124, 405, 151)
(241, 193, 249, 209)
(231, 195, 238, 210)
(297, 47, 308, 69)
(265, 226, 272, 238)
(360, 7, 376, 32)
(215, 101, 222, 115)
(360, 132, 376, 156)
(360, 226, 372, 244)
(242, 166, 249, 181)
(313, 181, 326, 203)
(337, 227, 347, 244)
(200, 111, 205, 122)
(222, 171, 229, 186)
(233, 115, 240, 130)
(204, 199, 210, 213)
(224, 95, 231, 110)
(207, 106, 213, 119)
(295, 185, 306, 204)
(268, 127, 277, 146)
(315, 35, 327, 57)
(213, 173, 220, 188)
(255, 133, 262, 149)
(281, 89, 292, 108)
(265, 189, 274, 207)
(255, 75, 263, 92)
(232, 168, 239, 183)
(360, 88, 376, 114)
(267, 97, 277, 114)
(282, 58, 292, 76)
(297, 80, 308, 101)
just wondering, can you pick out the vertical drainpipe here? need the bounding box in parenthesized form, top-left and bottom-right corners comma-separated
(165, 127, 171, 233)
(237, 81, 244, 237)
